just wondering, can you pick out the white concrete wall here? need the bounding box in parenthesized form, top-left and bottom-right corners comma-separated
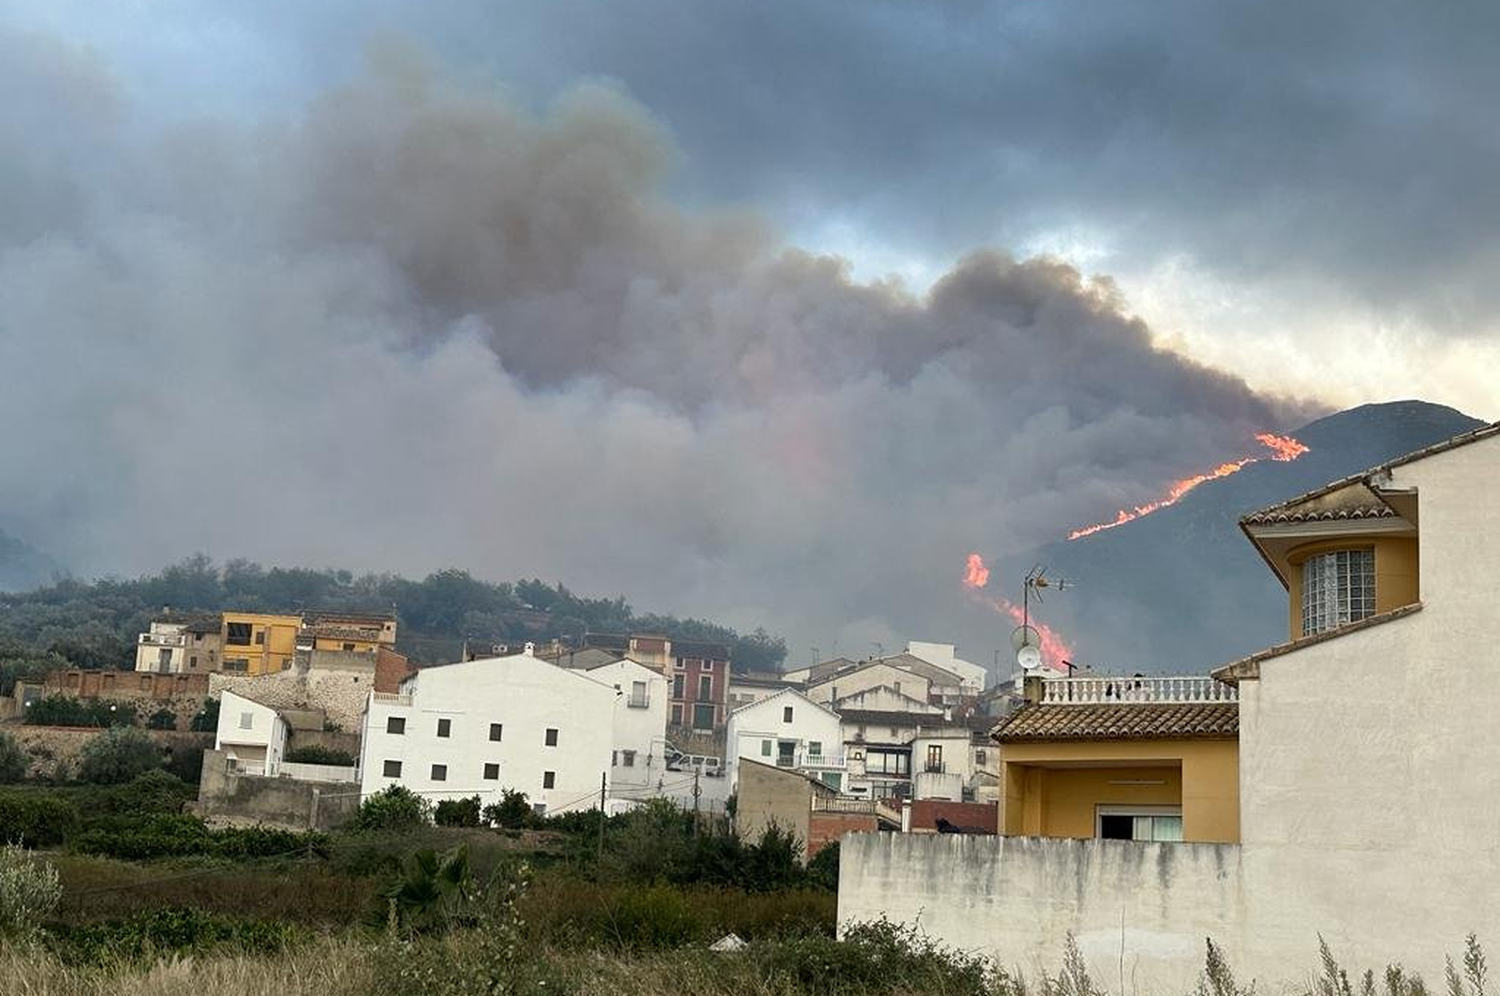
(906, 641, 988, 693)
(358, 651, 616, 815)
(586, 658, 670, 795)
(725, 690, 843, 791)
(840, 433, 1500, 991)
(807, 663, 931, 706)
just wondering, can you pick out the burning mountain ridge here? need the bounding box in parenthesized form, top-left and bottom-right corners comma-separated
(1067, 432, 1309, 540)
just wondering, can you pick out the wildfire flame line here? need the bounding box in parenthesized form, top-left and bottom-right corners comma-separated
(1066, 432, 1309, 541)
(960, 553, 1072, 671)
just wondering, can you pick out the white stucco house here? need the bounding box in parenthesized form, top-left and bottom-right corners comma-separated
(214, 689, 288, 776)
(725, 688, 844, 792)
(357, 645, 617, 815)
(840, 420, 1500, 990)
(579, 656, 670, 797)
(904, 641, 987, 694)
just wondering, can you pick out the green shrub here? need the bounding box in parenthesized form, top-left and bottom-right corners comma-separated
(597, 883, 704, 950)
(482, 788, 534, 829)
(77, 727, 163, 784)
(71, 812, 329, 862)
(805, 840, 839, 891)
(0, 730, 27, 783)
(163, 741, 205, 786)
(0, 844, 60, 943)
(24, 694, 137, 728)
(354, 785, 431, 832)
(284, 744, 356, 766)
(434, 795, 482, 828)
(96, 770, 192, 816)
(146, 707, 177, 730)
(189, 697, 219, 732)
(48, 906, 304, 966)
(0, 792, 81, 847)
(758, 917, 993, 995)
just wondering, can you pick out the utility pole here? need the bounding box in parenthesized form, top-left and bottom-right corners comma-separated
(597, 772, 606, 863)
(692, 768, 701, 839)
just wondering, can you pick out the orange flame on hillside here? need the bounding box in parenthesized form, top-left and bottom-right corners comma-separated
(960, 553, 1072, 671)
(1067, 431, 1310, 540)
(962, 552, 990, 589)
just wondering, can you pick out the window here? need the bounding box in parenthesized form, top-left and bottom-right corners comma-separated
(621, 749, 636, 768)
(760, 739, 772, 757)
(542, 771, 555, 789)
(223, 658, 249, 673)
(226, 622, 252, 646)
(483, 763, 500, 780)
(383, 760, 402, 777)
(544, 728, 558, 747)
(387, 716, 406, 735)
(431, 764, 447, 781)
(674, 658, 686, 670)
(189, 655, 198, 668)
(671, 704, 682, 724)
(532, 802, 547, 816)
(820, 772, 842, 791)
(489, 723, 503, 742)
(698, 675, 712, 699)
(925, 745, 944, 773)
(254, 630, 266, 645)
(975, 749, 987, 765)
(239, 711, 253, 730)
(437, 718, 451, 738)
(782, 706, 794, 723)
(629, 680, 649, 708)
(1097, 806, 1183, 842)
(673, 675, 685, 698)
(1302, 549, 1376, 636)
(808, 741, 823, 759)
(692, 703, 715, 731)
(342, 642, 356, 652)
(866, 749, 910, 776)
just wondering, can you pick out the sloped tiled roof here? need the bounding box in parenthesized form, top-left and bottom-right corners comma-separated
(994, 702, 1238, 742)
(1241, 504, 1396, 525)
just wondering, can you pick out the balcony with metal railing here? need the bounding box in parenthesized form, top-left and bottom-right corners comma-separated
(138, 633, 187, 648)
(1039, 675, 1237, 705)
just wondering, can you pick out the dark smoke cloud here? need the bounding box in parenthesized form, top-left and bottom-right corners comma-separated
(0, 36, 1324, 665)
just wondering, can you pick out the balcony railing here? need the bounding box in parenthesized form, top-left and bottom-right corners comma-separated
(801, 751, 846, 769)
(1040, 675, 1237, 705)
(371, 691, 413, 706)
(139, 634, 186, 647)
(923, 761, 946, 774)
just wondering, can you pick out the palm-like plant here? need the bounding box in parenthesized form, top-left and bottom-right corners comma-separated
(380, 844, 473, 934)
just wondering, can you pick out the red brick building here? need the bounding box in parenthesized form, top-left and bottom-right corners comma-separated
(669, 639, 731, 733)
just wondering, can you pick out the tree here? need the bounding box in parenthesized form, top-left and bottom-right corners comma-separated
(379, 844, 473, 934)
(354, 785, 431, 832)
(77, 727, 164, 784)
(146, 708, 177, 730)
(0, 731, 27, 783)
(189, 698, 219, 732)
(434, 795, 482, 827)
(483, 788, 534, 830)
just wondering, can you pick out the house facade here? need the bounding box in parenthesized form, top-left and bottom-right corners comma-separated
(300, 612, 398, 654)
(134, 617, 221, 673)
(357, 645, 616, 815)
(220, 611, 302, 675)
(725, 689, 844, 792)
(580, 657, 670, 797)
(214, 689, 288, 775)
(669, 639, 731, 733)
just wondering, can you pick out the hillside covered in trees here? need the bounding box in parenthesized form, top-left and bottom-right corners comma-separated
(0, 556, 786, 693)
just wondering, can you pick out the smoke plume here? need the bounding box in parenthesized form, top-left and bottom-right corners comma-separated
(0, 38, 1324, 665)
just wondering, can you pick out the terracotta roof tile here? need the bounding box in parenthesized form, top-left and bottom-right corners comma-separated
(994, 702, 1238, 742)
(1241, 504, 1396, 525)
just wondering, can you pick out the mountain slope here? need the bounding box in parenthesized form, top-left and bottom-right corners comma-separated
(1011, 400, 1486, 672)
(0, 528, 57, 593)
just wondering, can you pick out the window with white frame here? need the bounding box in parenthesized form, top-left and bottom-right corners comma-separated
(239, 712, 254, 730)
(1096, 805, 1183, 842)
(1302, 548, 1376, 636)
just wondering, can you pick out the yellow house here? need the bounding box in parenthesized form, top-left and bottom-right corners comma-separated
(300, 612, 398, 655)
(220, 612, 302, 675)
(995, 675, 1240, 843)
(1237, 473, 1420, 642)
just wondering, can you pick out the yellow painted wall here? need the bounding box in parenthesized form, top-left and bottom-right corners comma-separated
(1284, 536, 1419, 640)
(1000, 738, 1239, 843)
(221, 613, 302, 676)
(311, 636, 382, 653)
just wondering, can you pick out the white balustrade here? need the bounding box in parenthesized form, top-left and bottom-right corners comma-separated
(1039, 675, 1237, 705)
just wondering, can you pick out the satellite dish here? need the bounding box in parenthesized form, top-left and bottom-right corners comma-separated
(1010, 625, 1041, 653)
(1016, 644, 1043, 670)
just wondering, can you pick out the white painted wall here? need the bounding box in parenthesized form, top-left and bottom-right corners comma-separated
(906, 641, 987, 693)
(725, 689, 843, 791)
(585, 657, 670, 796)
(832, 685, 943, 715)
(840, 432, 1500, 991)
(807, 663, 930, 706)
(215, 690, 287, 775)
(357, 649, 615, 815)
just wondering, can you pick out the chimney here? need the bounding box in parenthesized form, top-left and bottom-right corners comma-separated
(1022, 673, 1046, 706)
(523, 642, 535, 656)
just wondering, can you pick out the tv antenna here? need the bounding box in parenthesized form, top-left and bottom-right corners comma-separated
(1012, 565, 1079, 671)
